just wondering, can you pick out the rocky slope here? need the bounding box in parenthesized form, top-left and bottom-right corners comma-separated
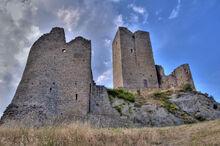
(1, 85, 220, 128)
(108, 87, 220, 127)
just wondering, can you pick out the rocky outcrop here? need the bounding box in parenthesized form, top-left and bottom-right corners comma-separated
(109, 89, 220, 127)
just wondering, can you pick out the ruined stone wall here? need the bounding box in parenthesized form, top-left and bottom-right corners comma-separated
(0, 27, 93, 126)
(90, 83, 119, 115)
(156, 64, 195, 90)
(112, 27, 158, 90)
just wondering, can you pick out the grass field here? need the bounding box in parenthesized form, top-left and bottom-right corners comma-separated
(0, 119, 220, 146)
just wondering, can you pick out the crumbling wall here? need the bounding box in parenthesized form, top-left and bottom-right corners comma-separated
(90, 82, 119, 115)
(0, 27, 93, 127)
(156, 64, 195, 90)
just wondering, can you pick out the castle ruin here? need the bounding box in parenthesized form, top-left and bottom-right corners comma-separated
(0, 28, 119, 127)
(113, 27, 195, 91)
(0, 27, 197, 127)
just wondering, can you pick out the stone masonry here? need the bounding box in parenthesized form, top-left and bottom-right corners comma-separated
(0, 27, 118, 127)
(113, 27, 195, 91)
(113, 27, 159, 90)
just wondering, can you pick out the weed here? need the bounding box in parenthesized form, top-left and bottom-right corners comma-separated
(107, 88, 135, 102)
(180, 84, 192, 91)
(137, 89, 141, 96)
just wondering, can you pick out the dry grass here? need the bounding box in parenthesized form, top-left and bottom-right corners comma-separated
(0, 119, 220, 146)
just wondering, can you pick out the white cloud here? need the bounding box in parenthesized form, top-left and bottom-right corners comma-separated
(128, 4, 145, 14)
(96, 69, 112, 84)
(105, 39, 111, 47)
(114, 14, 124, 28)
(128, 4, 149, 24)
(168, 0, 181, 19)
(57, 8, 80, 32)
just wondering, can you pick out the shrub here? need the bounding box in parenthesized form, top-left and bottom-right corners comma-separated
(113, 104, 124, 115)
(136, 89, 141, 96)
(195, 114, 206, 121)
(128, 106, 132, 114)
(106, 88, 135, 102)
(153, 91, 168, 99)
(161, 100, 178, 113)
(180, 84, 192, 91)
(109, 95, 114, 104)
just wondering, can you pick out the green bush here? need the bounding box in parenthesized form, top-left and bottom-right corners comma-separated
(180, 84, 192, 91)
(136, 89, 141, 96)
(161, 100, 178, 113)
(153, 91, 168, 99)
(107, 88, 135, 102)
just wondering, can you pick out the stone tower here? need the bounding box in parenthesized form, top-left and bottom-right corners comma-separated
(0, 27, 93, 126)
(112, 27, 159, 90)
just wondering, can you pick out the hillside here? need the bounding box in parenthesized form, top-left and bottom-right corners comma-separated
(106, 85, 220, 127)
(0, 119, 220, 145)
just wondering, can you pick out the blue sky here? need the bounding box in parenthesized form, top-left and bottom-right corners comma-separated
(0, 0, 220, 117)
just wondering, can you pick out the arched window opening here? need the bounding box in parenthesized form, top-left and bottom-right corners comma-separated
(143, 79, 148, 88)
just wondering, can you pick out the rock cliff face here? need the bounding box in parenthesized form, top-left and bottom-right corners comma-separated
(109, 89, 220, 127)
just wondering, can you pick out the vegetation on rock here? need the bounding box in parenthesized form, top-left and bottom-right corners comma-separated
(107, 88, 135, 102)
(180, 83, 193, 91)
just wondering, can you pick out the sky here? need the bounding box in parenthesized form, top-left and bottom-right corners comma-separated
(0, 0, 220, 118)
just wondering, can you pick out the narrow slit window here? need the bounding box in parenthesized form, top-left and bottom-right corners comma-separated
(130, 49, 133, 53)
(75, 94, 78, 101)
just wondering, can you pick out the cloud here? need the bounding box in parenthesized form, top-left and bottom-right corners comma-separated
(0, 0, 42, 118)
(96, 69, 112, 86)
(128, 4, 149, 24)
(128, 4, 145, 14)
(105, 39, 111, 47)
(114, 14, 124, 27)
(0, 0, 121, 117)
(168, 0, 181, 19)
(57, 8, 80, 32)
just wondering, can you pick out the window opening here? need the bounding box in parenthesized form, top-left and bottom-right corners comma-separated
(62, 49, 66, 53)
(132, 35, 135, 40)
(75, 94, 78, 101)
(143, 79, 148, 88)
(130, 49, 134, 53)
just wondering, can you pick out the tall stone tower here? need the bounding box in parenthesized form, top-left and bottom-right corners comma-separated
(0, 27, 93, 126)
(112, 27, 159, 90)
